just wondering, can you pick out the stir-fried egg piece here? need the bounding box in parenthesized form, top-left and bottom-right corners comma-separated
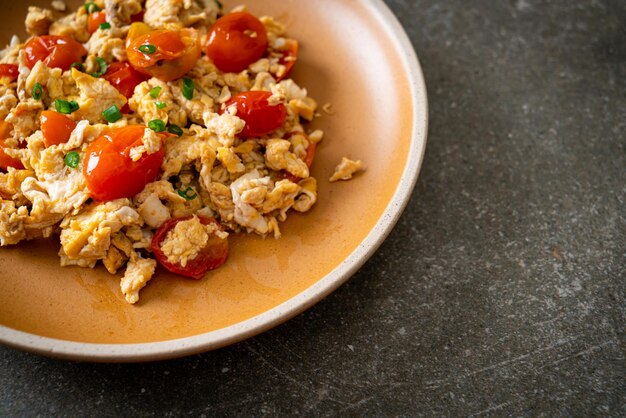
(25, 7, 54, 36)
(129, 79, 187, 127)
(144, 0, 219, 29)
(71, 68, 127, 124)
(59, 199, 142, 268)
(120, 254, 156, 304)
(264, 138, 309, 179)
(159, 215, 227, 267)
(329, 157, 364, 182)
(49, 9, 90, 42)
(230, 170, 270, 235)
(85, 27, 128, 62)
(104, 0, 143, 27)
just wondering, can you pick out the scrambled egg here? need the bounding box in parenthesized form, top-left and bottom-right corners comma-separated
(0, 0, 363, 304)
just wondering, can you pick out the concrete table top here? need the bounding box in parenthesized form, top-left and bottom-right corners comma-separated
(1, 0, 624, 415)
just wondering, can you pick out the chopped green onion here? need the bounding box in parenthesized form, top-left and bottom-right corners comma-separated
(99, 22, 111, 30)
(214, 0, 223, 10)
(102, 105, 122, 123)
(32, 83, 43, 100)
(167, 124, 183, 137)
(84, 2, 101, 13)
(154, 101, 167, 109)
(70, 62, 84, 72)
(138, 44, 157, 54)
(55, 99, 79, 114)
(148, 119, 166, 132)
(182, 77, 194, 100)
(177, 187, 197, 201)
(149, 86, 162, 98)
(64, 151, 80, 168)
(91, 57, 108, 77)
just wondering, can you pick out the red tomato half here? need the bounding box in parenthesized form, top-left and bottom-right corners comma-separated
(151, 216, 229, 279)
(40, 110, 76, 147)
(0, 64, 19, 81)
(84, 125, 164, 201)
(0, 120, 22, 171)
(224, 91, 286, 138)
(87, 11, 107, 34)
(103, 61, 147, 98)
(205, 12, 268, 73)
(23, 35, 87, 71)
(126, 27, 200, 81)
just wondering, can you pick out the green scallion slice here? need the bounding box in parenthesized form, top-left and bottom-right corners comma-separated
(177, 187, 197, 201)
(138, 44, 157, 54)
(154, 101, 167, 109)
(149, 86, 162, 98)
(182, 77, 194, 100)
(102, 105, 122, 123)
(148, 119, 166, 132)
(214, 0, 223, 10)
(32, 82, 43, 100)
(70, 62, 84, 72)
(55, 99, 79, 114)
(64, 151, 80, 168)
(99, 22, 111, 30)
(167, 124, 183, 137)
(91, 57, 108, 77)
(84, 2, 101, 13)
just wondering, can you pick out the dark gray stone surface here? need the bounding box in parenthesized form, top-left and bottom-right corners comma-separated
(1, 0, 624, 416)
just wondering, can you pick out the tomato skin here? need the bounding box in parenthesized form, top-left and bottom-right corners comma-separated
(0, 121, 22, 171)
(83, 125, 164, 201)
(151, 216, 229, 279)
(206, 12, 268, 73)
(40, 110, 77, 147)
(274, 39, 298, 81)
(87, 11, 107, 34)
(126, 28, 200, 81)
(0, 64, 19, 81)
(102, 61, 147, 99)
(23, 35, 87, 71)
(225, 91, 286, 138)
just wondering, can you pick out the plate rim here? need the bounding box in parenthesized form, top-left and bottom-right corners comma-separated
(0, 0, 428, 362)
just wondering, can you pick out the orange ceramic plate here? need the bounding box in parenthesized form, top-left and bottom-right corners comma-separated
(0, 0, 428, 361)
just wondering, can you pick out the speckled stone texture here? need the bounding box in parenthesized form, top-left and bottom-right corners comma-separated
(1, 0, 624, 416)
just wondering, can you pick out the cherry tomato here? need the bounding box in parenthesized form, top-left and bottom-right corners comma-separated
(206, 12, 268, 73)
(151, 216, 229, 279)
(274, 39, 298, 81)
(23, 35, 87, 71)
(0, 120, 23, 171)
(84, 125, 164, 201)
(40, 110, 77, 147)
(103, 61, 147, 98)
(126, 25, 200, 81)
(224, 91, 286, 138)
(130, 11, 145, 23)
(87, 11, 107, 34)
(0, 64, 19, 81)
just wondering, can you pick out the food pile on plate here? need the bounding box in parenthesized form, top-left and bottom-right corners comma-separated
(0, 0, 363, 304)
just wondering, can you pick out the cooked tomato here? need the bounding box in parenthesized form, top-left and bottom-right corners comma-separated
(0, 64, 19, 81)
(151, 216, 229, 279)
(23, 35, 87, 71)
(224, 91, 286, 138)
(87, 11, 107, 34)
(40, 110, 76, 147)
(83, 125, 164, 201)
(274, 39, 298, 81)
(205, 12, 268, 73)
(103, 61, 147, 98)
(0, 120, 23, 171)
(126, 24, 200, 81)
